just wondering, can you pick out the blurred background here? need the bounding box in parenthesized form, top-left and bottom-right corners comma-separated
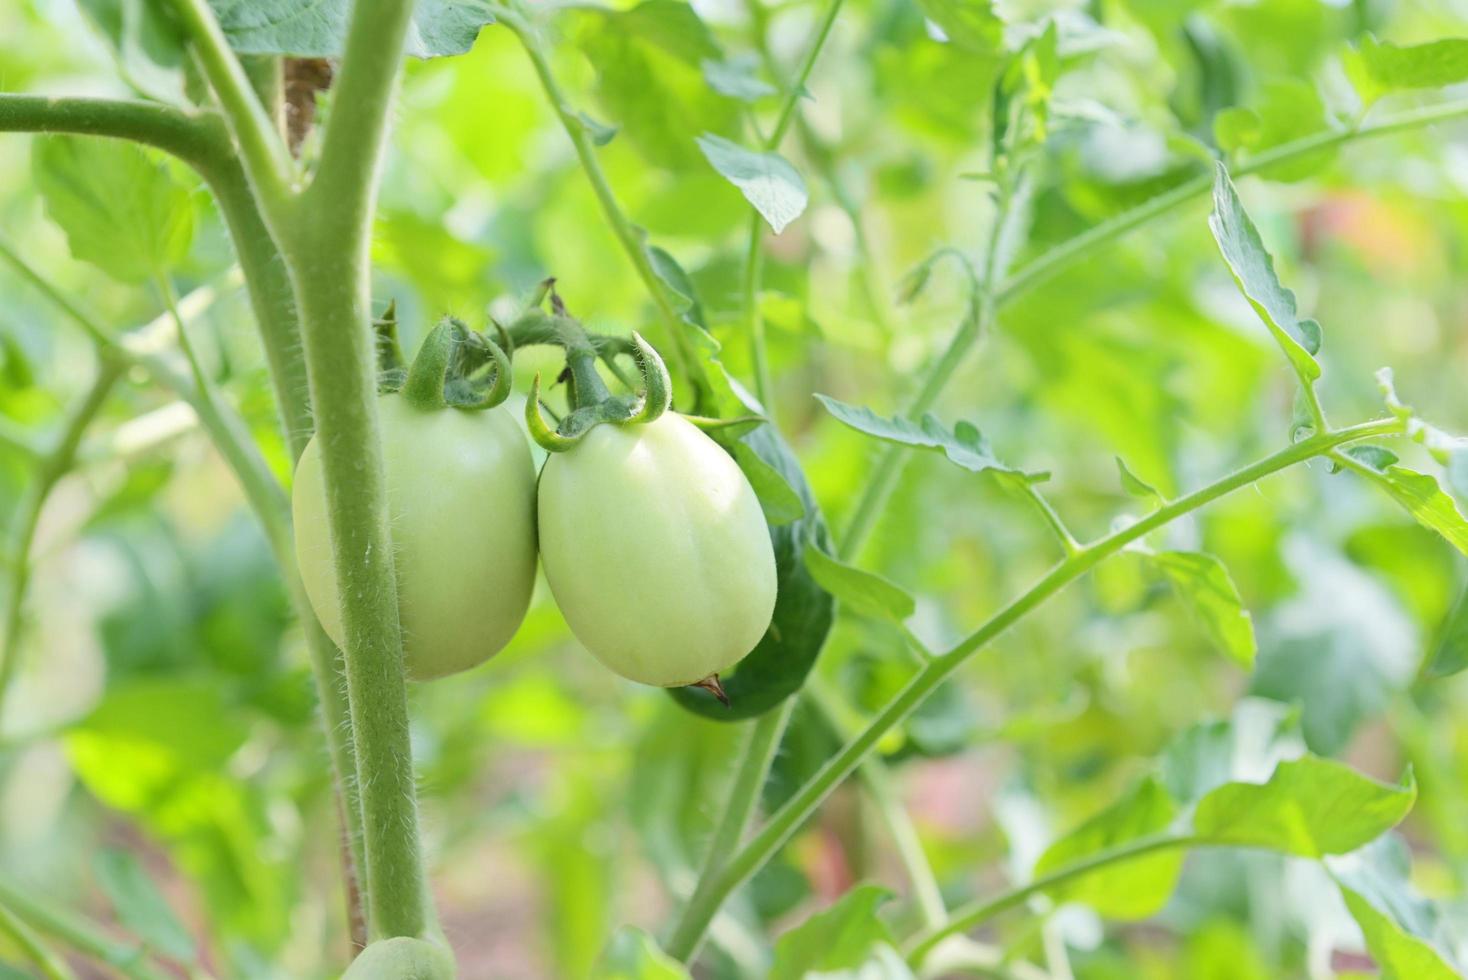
(2, 0, 1468, 976)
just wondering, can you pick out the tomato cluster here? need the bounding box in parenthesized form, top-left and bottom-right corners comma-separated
(292, 308, 777, 692)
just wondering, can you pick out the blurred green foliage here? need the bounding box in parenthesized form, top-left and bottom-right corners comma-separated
(2, 0, 1468, 977)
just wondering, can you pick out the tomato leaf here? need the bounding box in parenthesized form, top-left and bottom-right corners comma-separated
(1149, 550, 1257, 668)
(696, 134, 808, 234)
(1209, 163, 1323, 384)
(1356, 34, 1468, 91)
(209, 0, 493, 58)
(768, 885, 909, 980)
(1116, 455, 1163, 502)
(1329, 837, 1463, 980)
(33, 136, 195, 285)
(814, 395, 1041, 480)
(1340, 447, 1468, 556)
(1424, 586, 1468, 679)
(1034, 777, 1184, 920)
(803, 546, 915, 624)
(702, 54, 776, 102)
(592, 927, 692, 979)
(1191, 756, 1415, 857)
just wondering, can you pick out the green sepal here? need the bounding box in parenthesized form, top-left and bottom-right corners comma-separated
(401, 316, 512, 412)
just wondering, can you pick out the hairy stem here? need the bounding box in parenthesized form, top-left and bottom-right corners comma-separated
(279, 0, 432, 942)
(170, 0, 293, 205)
(664, 417, 1402, 959)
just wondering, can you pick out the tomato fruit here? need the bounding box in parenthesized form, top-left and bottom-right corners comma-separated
(293, 395, 537, 680)
(341, 937, 454, 979)
(537, 413, 777, 687)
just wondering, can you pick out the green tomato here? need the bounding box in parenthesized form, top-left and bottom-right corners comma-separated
(341, 937, 454, 979)
(293, 395, 537, 681)
(537, 413, 777, 687)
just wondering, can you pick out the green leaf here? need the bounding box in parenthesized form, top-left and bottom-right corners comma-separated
(814, 395, 1036, 480)
(1149, 550, 1257, 668)
(721, 436, 805, 524)
(695, 134, 808, 234)
(1424, 586, 1468, 679)
(1116, 455, 1163, 502)
(1212, 80, 1336, 182)
(1192, 756, 1415, 857)
(1034, 777, 1185, 919)
(76, 0, 186, 101)
(702, 54, 775, 101)
(592, 928, 692, 979)
(94, 850, 195, 963)
(576, 111, 619, 147)
(207, 0, 493, 58)
(769, 885, 911, 980)
(803, 546, 915, 624)
(33, 136, 195, 285)
(577, 2, 737, 170)
(1331, 836, 1462, 980)
(914, 0, 1003, 53)
(1208, 163, 1322, 383)
(1341, 449, 1468, 556)
(1357, 34, 1468, 91)
(664, 261, 833, 721)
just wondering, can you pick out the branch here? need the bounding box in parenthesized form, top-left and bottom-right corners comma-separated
(303, 0, 419, 247)
(0, 899, 77, 980)
(905, 834, 1197, 966)
(663, 416, 1404, 959)
(169, 0, 293, 205)
(0, 873, 166, 980)
(498, 4, 698, 390)
(0, 361, 121, 725)
(0, 94, 218, 164)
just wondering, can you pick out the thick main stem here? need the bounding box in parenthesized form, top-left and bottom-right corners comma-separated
(280, 0, 431, 941)
(664, 418, 1402, 959)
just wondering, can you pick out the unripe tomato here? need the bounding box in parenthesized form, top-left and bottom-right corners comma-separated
(537, 413, 777, 687)
(293, 395, 537, 680)
(341, 937, 454, 979)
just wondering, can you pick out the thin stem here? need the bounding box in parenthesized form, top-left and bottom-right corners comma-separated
(499, 4, 698, 390)
(806, 676, 946, 929)
(764, 0, 846, 149)
(169, 0, 293, 206)
(0, 361, 121, 728)
(0, 900, 77, 980)
(673, 698, 796, 960)
(998, 98, 1468, 305)
(156, 275, 212, 390)
(0, 243, 364, 940)
(664, 417, 1403, 960)
(838, 97, 1468, 562)
(737, 0, 848, 415)
(1013, 479, 1081, 557)
(277, 0, 432, 942)
(0, 874, 165, 980)
(904, 835, 1196, 965)
(739, 212, 774, 413)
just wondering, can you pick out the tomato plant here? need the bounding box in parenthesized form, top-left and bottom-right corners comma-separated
(2, 0, 1468, 977)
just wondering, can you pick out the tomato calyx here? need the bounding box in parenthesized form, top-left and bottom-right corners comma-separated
(503, 280, 673, 453)
(374, 307, 513, 412)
